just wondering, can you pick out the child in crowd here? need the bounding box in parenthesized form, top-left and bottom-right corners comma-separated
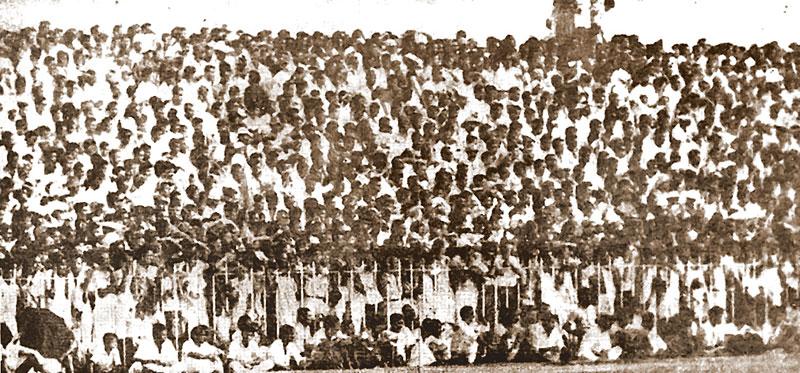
(228, 322, 274, 373)
(91, 332, 123, 373)
(129, 323, 180, 373)
(578, 315, 622, 362)
(181, 326, 224, 373)
(451, 306, 486, 364)
(268, 324, 306, 370)
(379, 313, 416, 366)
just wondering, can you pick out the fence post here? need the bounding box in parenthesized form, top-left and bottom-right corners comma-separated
(211, 272, 216, 336)
(224, 262, 230, 312)
(398, 259, 403, 315)
(481, 283, 486, 322)
(172, 265, 179, 344)
(300, 263, 305, 311)
(493, 280, 499, 326)
(250, 268, 255, 320)
(275, 269, 280, 336)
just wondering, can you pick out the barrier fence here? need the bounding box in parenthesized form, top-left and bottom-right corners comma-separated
(5, 260, 800, 353)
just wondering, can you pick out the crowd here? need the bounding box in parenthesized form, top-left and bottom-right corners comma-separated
(0, 18, 800, 371)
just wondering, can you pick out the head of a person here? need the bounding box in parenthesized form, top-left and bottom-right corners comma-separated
(460, 306, 475, 324)
(402, 305, 417, 328)
(297, 307, 311, 325)
(641, 312, 655, 331)
(597, 315, 614, 332)
(241, 323, 256, 344)
(323, 316, 341, 339)
(152, 323, 167, 345)
(421, 318, 442, 339)
(389, 313, 405, 332)
(709, 306, 724, 326)
(103, 333, 118, 351)
(279, 324, 295, 345)
(190, 326, 205, 344)
(542, 313, 557, 333)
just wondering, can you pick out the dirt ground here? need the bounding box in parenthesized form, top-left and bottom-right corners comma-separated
(299, 350, 800, 372)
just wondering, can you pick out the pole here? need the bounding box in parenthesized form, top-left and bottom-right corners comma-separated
(172, 265, 179, 344)
(493, 281, 499, 326)
(300, 262, 305, 311)
(212, 272, 217, 335)
(263, 267, 268, 339)
(224, 262, 230, 312)
(481, 283, 486, 322)
(275, 269, 280, 336)
(250, 268, 255, 319)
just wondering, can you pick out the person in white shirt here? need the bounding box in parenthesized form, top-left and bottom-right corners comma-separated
(641, 312, 667, 355)
(409, 318, 451, 367)
(698, 306, 740, 352)
(380, 313, 417, 366)
(268, 325, 306, 370)
(227, 323, 273, 373)
(128, 323, 180, 373)
(91, 333, 122, 373)
(182, 326, 224, 373)
(451, 306, 486, 364)
(530, 313, 565, 363)
(578, 315, 622, 362)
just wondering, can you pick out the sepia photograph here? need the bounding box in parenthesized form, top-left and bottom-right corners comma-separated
(1, 0, 800, 371)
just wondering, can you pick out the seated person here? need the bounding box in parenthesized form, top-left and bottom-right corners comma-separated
(307, 316, 348, 369)
(231, 315, 260, 346)
(772, 302, 800, 352)
(642, 312, 667, 356)
(268, 324, 306, 370)
(697, 306, 740, 354)
(228, 322, 274, 373)
(659, 305, 701, 358)
(129, 323, 180, 373)
(294, 307, 317, 353)
(91, 333, 123, 373)
(529, 312, 565, 363)
(182, 326, 224, 373)
(482, 310, 520, 363)
(578, 315, 622, 362)
(450, 306, 487, 364)
(409, 318, 450, 367)
(379, 313, 415, 366)
(1, 337, 63, 373)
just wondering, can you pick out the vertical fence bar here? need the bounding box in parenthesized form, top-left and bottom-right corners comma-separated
(172, 265, 179, 343)
(398, 259, 403, 315)
(410, 262, 415, 329)
(300, 263, 305, 312)
(493, 281, 498, 326)
(224, 262, 230, 312)
(275, 269, 280, 336)
(250, 268, 255, 319)
(481, 283, 486, 322)
(211, 272, 216, 335)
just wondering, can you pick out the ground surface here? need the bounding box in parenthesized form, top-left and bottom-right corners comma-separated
(300, 350, 800, 372)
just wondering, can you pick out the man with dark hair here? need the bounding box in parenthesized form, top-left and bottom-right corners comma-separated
(91, 332, 122, 373)
(228, 322, 273, 372)
(379, 313, 415, 366)
(129, 323, 179, 373)
(268, 324, 305, 370)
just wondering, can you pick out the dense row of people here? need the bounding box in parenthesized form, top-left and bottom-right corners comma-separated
(4, 252, 800, 372)
(1, 17, 800, 372)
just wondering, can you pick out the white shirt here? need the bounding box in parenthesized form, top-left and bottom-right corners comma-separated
(267, 339, 304, 368)
(90, 346, 121, 372)
(228, 338, 271, 370)
(530, 323, 565, 350)
(133, 338, 179, 368)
